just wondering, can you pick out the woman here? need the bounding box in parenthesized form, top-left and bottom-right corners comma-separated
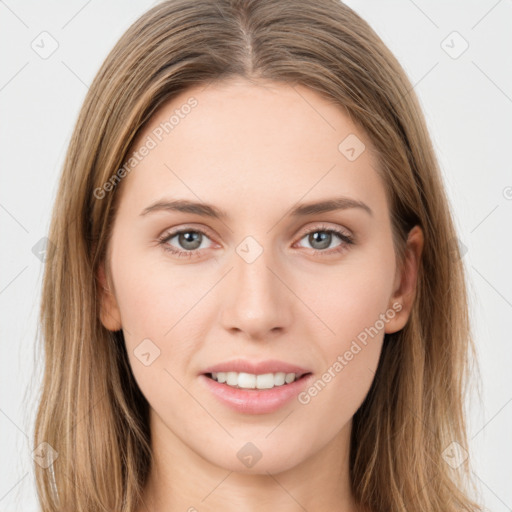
(33, 1, 483, 511)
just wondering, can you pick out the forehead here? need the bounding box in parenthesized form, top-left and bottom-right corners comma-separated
(117, 79, 387, 221)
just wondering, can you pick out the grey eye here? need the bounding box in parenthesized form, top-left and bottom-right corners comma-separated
(298, 230, 343, 251)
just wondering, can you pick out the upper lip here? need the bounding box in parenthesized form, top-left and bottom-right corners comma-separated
(201, 359, 311, 378)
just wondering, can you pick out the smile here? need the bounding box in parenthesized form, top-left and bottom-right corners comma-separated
(207, 371, 305, 389)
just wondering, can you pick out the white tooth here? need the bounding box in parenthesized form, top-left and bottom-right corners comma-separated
(237, 372, 256, 389)
(215, 371, 299, 388)
(285, 373, 296, 384)
(256, 373, 275, 389)
(274, 372, 286, 386)
(226, 372, 238, 386)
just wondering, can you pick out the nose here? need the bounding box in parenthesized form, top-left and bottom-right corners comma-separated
(219, 241, 293, 340)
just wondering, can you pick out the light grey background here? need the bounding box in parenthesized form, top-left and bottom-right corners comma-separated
(1, 1, 511, 510)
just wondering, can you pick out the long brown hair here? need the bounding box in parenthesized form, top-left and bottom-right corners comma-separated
(33, 0, 484, 510)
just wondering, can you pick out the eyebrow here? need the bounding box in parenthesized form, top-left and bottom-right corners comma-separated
(139, 196, 373, 219)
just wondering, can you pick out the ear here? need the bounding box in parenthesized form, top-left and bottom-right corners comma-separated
(385, 225, 424, 334)
(97, 261, 122, 331)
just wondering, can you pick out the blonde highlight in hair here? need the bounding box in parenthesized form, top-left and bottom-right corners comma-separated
(34, 1, 483, 510)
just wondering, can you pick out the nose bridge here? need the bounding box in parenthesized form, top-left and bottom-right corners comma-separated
(236, 237, 276, 301)
(220, 234, 292, 337)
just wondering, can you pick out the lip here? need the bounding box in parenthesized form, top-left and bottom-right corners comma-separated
(199, 359, 314, 415)
(199, 374, 314, 414)
(201, 358, 311, 378)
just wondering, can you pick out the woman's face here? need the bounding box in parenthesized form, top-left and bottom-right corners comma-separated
(99, 78, 422, 474)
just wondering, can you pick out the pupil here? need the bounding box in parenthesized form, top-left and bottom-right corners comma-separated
(180, 231, 201, 249)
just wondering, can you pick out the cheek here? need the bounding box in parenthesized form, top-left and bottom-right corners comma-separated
(311, 238, 396, 344)
(111, 242, 225, 392)
(112, 240, 206, 337)
(296, 295, 387, 441)
(297, 238, 395, 416)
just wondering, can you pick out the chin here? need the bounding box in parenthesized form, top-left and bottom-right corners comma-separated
(201, 438, 311, 475)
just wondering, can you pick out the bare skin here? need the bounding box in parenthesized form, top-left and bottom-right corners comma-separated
(98, 78, 423, 512)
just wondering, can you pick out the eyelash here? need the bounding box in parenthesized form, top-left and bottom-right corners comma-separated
(157, 224, 354, 259)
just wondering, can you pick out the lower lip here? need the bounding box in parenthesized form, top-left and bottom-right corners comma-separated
(199, 373, 313, 414)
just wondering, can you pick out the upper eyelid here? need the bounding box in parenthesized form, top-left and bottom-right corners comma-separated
(301, 223, 351, 236)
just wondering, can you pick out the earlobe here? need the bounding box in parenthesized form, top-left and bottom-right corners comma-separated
(385, 225, 424, 334)
(97, 262, 122, 332)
